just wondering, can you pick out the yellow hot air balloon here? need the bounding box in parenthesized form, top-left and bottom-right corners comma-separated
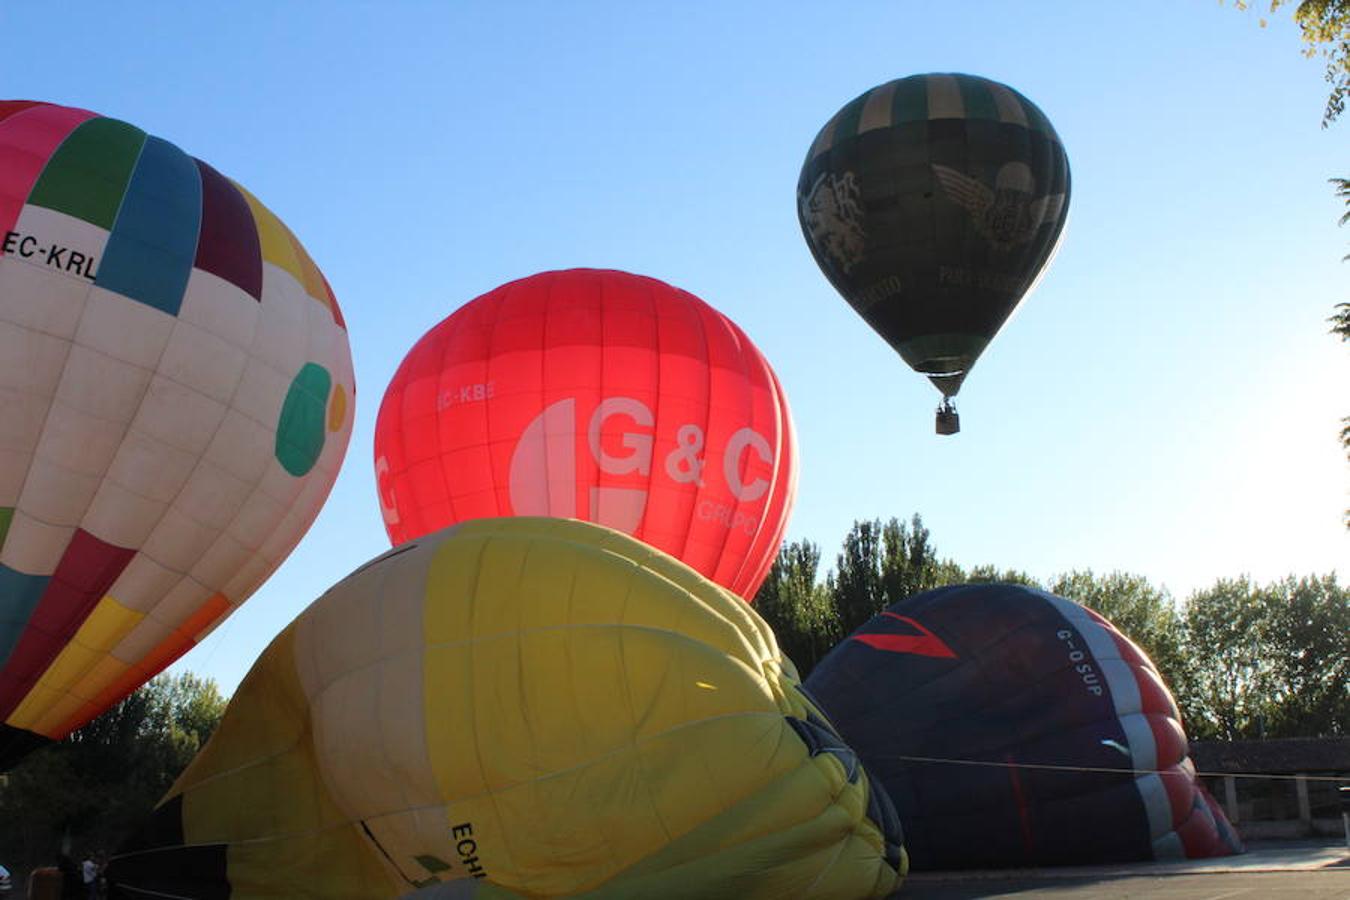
(108, 517, 906, 899)
(0, 101, 354, 766)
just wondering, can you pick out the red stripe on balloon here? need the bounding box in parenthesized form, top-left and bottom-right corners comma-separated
(0, 103, 98, 236)
(1006, 752, 1036, 854)
(0, 530, 136, 718)
(849, 613, 958, 658)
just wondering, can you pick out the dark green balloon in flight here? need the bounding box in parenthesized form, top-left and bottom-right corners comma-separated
(797, 73, 1071, 400)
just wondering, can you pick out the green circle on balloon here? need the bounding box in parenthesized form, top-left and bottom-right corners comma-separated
(275, 363, 332, 477)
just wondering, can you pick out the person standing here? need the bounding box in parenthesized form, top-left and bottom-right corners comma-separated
(81, 855, 98, 900)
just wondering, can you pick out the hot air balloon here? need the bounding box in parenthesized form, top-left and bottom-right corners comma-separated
(373, 268, 796, 599)
(0, 101, 354, 767)
(803, 583, 1242, 869)
(108, 517, 905, 899)
(797, 73, 1071, 434)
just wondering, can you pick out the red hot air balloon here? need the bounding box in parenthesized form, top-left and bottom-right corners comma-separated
(373, 269, 797, 598)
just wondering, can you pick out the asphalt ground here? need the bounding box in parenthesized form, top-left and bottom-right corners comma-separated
(899, 839, 1350, 898)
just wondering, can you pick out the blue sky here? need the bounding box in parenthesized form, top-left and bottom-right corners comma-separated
(5, 1, 1345, 695)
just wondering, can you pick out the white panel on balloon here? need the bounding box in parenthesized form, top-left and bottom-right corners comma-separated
(202, 408, 272, 485)
(179, 268, 260, 353)
(107, 554, 179, 614)
(174, 458, 251, 531)
(74, 286, 173, 371)
(252, 263, 308, 373)
(158, 318, 249, 405)
(230, 356, 288, 434)
(140, 505, 216, 574)
(0, 511, 73, 575)
(83, 476, 166, 549)
(134, 375, 226, 456)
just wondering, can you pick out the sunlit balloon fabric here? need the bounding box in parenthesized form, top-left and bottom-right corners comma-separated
(374, 268, 796, 599)
(0, 101, 354, 766)
(797, 73, 1070, 399)
(804, 584, 1242, 869)
(108, 517, 905, 899)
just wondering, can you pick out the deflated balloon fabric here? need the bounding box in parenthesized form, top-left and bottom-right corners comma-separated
(804, 583, 1242, 869)
(108, 517, 905, 899)
(0, 100, 354, 769)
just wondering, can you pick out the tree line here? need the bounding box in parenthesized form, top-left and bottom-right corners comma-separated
(753, 514, 1348, 742)
(0, 673, 224, 880)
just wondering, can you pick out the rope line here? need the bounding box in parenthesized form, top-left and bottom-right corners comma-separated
(875, 754, 1349, 783)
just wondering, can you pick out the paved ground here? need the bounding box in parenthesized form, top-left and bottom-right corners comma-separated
(900, 839, 1350, 898)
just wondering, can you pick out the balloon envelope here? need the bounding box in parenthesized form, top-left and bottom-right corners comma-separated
(804, 583, 1242, 869)
(109, 517, 905, 899)
(797, 73, 1070, 398)
(374, 268, 796, 598)
(0, 101, 354, 766)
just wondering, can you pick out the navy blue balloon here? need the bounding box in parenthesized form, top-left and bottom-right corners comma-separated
(804, 583, 1242, 869)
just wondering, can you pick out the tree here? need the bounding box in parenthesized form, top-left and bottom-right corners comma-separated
(965, 564, 1042, 587)
(1336, 294, 1350, 525)
(830, 519, 888, 636)
(0, 672, 226, 874)
(1181, 577, 1278, 740)
(1258, 574, 1349, 736)
(831, 515, 964, 638)
(754, 539, 842, 677)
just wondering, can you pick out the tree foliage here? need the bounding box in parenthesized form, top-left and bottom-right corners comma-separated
(755, 539, 842, 677)
(0, 672, 225, 874)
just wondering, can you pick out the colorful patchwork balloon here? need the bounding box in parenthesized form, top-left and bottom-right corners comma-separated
(804, 583, 1243, 869)
(373, 268, 796, 599)
(0, 100, 354, 766)
(108, 517, 905, 899)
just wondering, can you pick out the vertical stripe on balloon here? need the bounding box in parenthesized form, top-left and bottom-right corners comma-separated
(0, 566, 51, 676)
(27, 116, 147, 229)
(192, 158, 263, 301)
(230, 181, 307, 284)
(0, 101, 42, 124)
(0, 530, 135, 717)
(318, 270, 345, 329)
(96, 136, 203, 316)
(0, 104, 101, 234)
(282, 226, 336, 319)
(890, 76, 929, 124)
(956, 76, 998, 123)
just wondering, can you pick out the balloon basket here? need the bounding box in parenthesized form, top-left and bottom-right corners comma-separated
(935, 401, 960, 435)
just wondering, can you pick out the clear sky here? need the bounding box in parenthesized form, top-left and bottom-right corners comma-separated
(4, 1, 1345, 696)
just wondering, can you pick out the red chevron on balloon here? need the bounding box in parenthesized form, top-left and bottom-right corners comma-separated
(849, 612, 957, 659)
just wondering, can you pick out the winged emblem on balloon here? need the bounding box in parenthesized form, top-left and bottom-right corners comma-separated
(931, 161, 1066, 251)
